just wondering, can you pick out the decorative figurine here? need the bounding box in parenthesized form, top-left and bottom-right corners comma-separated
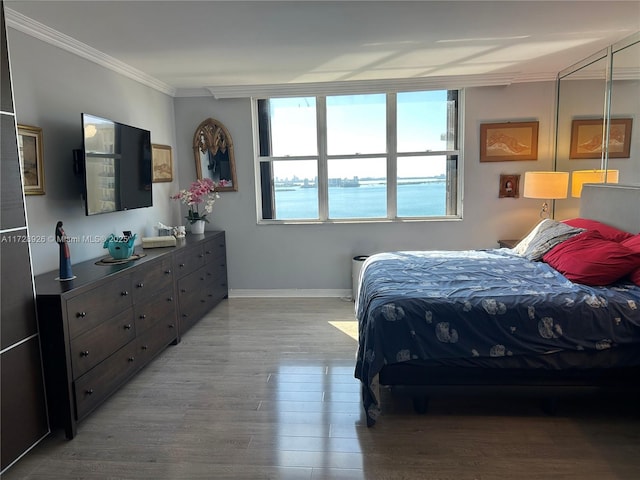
(55, 221, 74, 280)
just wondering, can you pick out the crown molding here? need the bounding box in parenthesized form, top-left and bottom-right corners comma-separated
(512, 71, 558, 83)
(174, 87, 215, 98)
(5, 7, 176, 97)
(205, 73, 520, 99)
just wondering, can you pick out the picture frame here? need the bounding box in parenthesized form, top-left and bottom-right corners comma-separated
(151, 143, 173, 182)
(17, 124, 45, 195)
(569, 118, 633, 159)
(193, 118, 238, 192)
(480, 121, 539, 162)
(499, 174, 520, 198)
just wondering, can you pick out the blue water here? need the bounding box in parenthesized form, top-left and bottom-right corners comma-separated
(274, 181, 446, 219)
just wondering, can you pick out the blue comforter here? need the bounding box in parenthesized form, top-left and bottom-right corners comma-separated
(354, 249, 640, 425)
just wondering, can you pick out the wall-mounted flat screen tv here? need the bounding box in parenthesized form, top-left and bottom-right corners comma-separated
(81, 113, 152, 216)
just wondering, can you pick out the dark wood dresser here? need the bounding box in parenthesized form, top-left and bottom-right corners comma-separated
(34, 231, 227, 439)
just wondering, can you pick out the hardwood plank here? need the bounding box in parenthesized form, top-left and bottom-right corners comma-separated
(3, 298, 640, 479)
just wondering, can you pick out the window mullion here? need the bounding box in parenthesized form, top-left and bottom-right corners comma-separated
(387, 93, 397, 219)
(316, 96, 328, 220)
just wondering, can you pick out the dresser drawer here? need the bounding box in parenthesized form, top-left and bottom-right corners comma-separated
(203, 263, 228, 306)
(66, 276, 133, 339)
(69, 308, 135, 379)
(177, 268, 207, 309)
(135, 321, 178, 365)
(131, 257, 174, 303)
(134, 286, 177, 335)
(173, 244, 205, 278)
(73, 342, 139, 420)
(203, 235, 226, 264)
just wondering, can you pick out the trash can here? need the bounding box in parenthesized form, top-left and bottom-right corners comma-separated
(352, 255, 369, 301)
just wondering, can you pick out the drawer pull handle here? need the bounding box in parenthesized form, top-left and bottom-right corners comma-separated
(182, 313, 188, 318)
(179, 263, 185, 268)
(167, 297, 173, 302)
(85, 389, 94, 395)
(128, 356, 135, 362)
(181, 288, 187, 293)
(141, 345, 148, 350)
(121, 291, 129, 296)
(124, 324, 132, 330)
(77, 312, 87, 318)
(198, 254, 204, 258)
(165, 269, 171, 274)
(169, 324, 175, 329)
(206, 250, 212, 254)
(137, 282, 144, 288)
(80, 350, 90, 357)
(139, 314, 146, 319)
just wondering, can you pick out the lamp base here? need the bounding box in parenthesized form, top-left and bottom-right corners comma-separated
(539, 201, 550, 218)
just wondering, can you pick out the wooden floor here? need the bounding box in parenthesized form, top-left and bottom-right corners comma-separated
(4, 298, 640, 479)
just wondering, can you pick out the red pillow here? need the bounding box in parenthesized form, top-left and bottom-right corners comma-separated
(622, 235, 640, 250)
(562, 218, 633, 243)
(543, 230, 640, 286)
(622, 235, 640, 287)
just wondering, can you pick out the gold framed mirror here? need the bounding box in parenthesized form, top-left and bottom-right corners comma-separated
(193, 118, 238, 191)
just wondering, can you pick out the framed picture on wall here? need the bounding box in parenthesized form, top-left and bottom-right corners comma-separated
(151, 143, 173, 182)
(499, 174, 520, 198)
(17, 124, 45, 195)
(569, 118, 633, 159)
(480, 121, 539, 162)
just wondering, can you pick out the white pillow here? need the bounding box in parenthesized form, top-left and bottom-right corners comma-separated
(513, 219, 584, 261)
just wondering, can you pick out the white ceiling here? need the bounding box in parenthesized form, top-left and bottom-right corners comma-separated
(5, 1, 640, 97)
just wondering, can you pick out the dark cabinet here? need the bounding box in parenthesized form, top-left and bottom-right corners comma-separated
(0, 4, 49, 473)
(175, 232, 228, 336)
(34, 232, 227, 439)
(0, 233, 39, 349)
(0, 338, 48, 470)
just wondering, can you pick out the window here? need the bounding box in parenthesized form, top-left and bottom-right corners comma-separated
(256, 90, 460, 222)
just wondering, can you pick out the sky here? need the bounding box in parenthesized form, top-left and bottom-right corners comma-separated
(268, 91, 452, 180)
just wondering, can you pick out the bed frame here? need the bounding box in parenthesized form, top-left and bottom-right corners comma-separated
(378, 184, 640, 413)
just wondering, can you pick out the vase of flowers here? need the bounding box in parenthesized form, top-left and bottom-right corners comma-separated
(171, 178, 226, 234)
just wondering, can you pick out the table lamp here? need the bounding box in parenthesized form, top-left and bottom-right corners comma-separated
(571, 169, 619, 198)
(523, 171, 569, 218)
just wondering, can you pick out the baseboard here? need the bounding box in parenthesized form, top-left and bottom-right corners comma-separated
(228, 288, 352, 299)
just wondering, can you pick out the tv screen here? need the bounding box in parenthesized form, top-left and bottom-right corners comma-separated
(81, 113, 152, 216)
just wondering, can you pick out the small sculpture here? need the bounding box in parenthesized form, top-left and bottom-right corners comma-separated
(55, 221, 74, 280)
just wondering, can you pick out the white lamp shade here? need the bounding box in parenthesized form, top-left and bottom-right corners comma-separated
(571, 170, 619, 197)
(523, 171, 569, 199)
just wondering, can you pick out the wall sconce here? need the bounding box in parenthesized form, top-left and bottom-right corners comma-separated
(571, 169, 619, 198)
(523, 171, 569, 218)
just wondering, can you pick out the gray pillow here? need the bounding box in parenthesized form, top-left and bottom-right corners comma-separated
(513, 219, 584, 261)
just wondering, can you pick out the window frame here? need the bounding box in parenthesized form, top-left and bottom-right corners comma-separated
(252, 89, 464, 224)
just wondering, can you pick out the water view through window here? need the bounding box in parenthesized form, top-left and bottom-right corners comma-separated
(258, 90, 458, 221)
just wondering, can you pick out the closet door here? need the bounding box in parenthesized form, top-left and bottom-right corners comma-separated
(0, 2, 49, 473)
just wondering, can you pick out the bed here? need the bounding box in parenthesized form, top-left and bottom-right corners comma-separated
(355, 184, 640, 426)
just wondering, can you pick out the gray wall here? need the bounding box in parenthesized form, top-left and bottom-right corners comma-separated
(10, 26, 567, 295)
(8, 29, 179, 275)
(175, 82, 563, 295)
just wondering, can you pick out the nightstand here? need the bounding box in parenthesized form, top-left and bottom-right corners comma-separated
(498, 239, 520, 249)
